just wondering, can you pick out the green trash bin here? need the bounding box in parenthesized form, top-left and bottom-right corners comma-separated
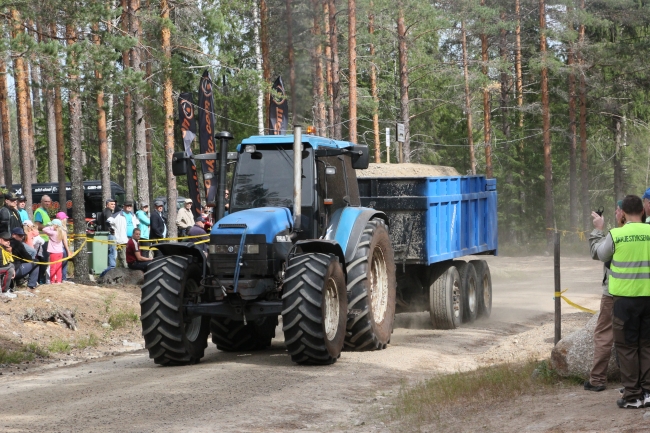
(91, 231, 109, 275)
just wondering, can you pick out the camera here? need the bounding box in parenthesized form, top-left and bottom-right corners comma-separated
(595, 206, 604, 217)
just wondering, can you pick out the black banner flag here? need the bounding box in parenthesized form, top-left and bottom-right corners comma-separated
(177, 92, 201, 218)
(197, 70, 218, 205)
(268, 76, 288, 135)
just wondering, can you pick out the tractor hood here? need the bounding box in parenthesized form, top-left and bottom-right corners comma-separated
(210, 207, 293, 243)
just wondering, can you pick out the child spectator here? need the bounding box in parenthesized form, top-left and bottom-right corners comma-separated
(43, 219, 66, 284)
(56, 212, 71, 281)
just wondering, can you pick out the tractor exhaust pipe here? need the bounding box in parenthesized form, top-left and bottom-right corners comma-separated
(293, 125, 302, 232)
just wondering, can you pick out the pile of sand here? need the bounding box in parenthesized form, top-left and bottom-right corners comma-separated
(357, 163, 459, 178)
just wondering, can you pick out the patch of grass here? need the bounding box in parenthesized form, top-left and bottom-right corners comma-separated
(389, 360, 571, 428)
(75, 333, 100, 349)
(108, 310, 139, 329)
(47, 338, 71, 354)
(0, 342, 49, 364)
(103, 293, 117, 314)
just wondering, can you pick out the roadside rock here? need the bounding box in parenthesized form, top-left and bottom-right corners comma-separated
(550, 312, 619, 379)
(98, 268, 144, 286)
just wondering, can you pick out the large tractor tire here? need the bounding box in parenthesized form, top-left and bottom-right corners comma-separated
(282, 253, 347, 365)
(429, 265, 463, 330)
(456, 261, 478, 324)
(211, 316, 278, 352)
(471, 259, 492, 318)
(344, 219, 396, 351)
(140, 255, 210, 366)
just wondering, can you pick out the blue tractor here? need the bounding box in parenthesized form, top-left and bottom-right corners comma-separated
(141, 126, 396, 365)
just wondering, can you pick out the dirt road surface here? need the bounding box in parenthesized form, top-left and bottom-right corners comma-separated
(0, 255, 646, 432)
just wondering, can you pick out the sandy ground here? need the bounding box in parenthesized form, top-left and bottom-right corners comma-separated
(0, 254, 647, 432)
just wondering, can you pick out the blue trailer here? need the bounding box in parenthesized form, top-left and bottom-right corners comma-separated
(141, 128, 498, 367)
(358, 174, 497, 328)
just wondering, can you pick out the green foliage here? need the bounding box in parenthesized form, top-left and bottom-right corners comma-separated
(47, 339, 71, 354)
(75, 333, 100, 349)
(0, 342, 49, 364)
(108, 310, 139, 330)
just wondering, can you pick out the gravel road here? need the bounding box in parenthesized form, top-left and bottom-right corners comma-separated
(0, 254, 613, 432)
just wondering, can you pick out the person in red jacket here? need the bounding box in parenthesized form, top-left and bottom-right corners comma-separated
(126, 228, 152, 271)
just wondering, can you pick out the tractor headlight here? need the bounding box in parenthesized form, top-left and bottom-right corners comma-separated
(210, 244, 260, 254)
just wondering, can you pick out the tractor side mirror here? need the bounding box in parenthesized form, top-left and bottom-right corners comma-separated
(350, 145, 370, 169)
(172, 151, 189, 176)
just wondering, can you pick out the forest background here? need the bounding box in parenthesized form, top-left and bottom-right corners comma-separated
(1, 0, 649, 278)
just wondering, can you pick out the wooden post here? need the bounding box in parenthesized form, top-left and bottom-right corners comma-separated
(554, 231, 561, 345)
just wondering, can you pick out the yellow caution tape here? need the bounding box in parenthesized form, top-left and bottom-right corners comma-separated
(7, 239, 88, 265)
(553, 289, 597, 314)
(546, 228, 588, 241)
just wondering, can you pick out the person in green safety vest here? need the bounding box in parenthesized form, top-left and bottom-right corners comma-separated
(33, 195, 52, 285)
(592, 194, 650, 409)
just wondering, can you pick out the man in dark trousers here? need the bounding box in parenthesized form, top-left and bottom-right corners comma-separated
(9, 227, 39, 290)
(592, 194, 650, 409)
(0, 192, 22, 234)
(150, 200, 166, 258)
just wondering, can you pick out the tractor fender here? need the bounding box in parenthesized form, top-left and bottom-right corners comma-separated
(150, 242, 208, 276)
(324, 207, 389, 263)
(293, 239, 347, 276)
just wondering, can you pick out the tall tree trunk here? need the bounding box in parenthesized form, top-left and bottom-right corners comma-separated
(122, 0, 134, 202)
(130, 0, 149, 208)
(613, 115, 624, 202)
(66, 23, 89, 282)
(45, 78, 57, 183)
(107, 93, 114, 169)
(397, 3, 410, 163)
(0, 56, 12, 185)
(29, 22, 42, 118)
(578, 0, 589, 230)
(348, 0, 357, 143)
(311, 0, 325, 136)
(23, 63, 37, 184)
(93, 24, 111, 205)
(254, 2, 264, 135)
(515, 0, 524, 128)
(324, 1, 334, 137)
(481, 0, 492, 178)
(161, 0, 177, 237)
(261, 0, 270, 131)
(328, 0, 342, 139)
(540, 0, 554, 248)
(12, 10, 33, 217)
(286, 0, 296, 123)
(145, 0, 154, 202)
(53, 21, 66, 208)
(369, 1, 380, 162)
(499, 10, 510, 141)
(568, 42, 578, 231)
(461, 20, 475, 174)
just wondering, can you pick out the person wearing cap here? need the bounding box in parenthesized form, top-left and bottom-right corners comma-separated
(113, 201, 140, 268)
(126, 228, 152, 272)
(176, 199, 194, 237)
(16, 195, 29, 223)
(188, 216, 208, 253)
(42, 219, 66, 284)
(585, 200, 625, 393)
(0, 231, 15, 294)
(55, 212, 71, 282)
(150, 200, 166, 241)
(0, 192, 22, 234)
(136, 203, 150, 240)
(9, 227, 39, 290)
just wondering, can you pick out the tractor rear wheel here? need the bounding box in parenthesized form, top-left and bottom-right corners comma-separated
(344, 219, 396, 351)
(282, 253, 347, 365)
(140, 256, 210, 365)
(471, 259, 492, 318)
(211, 316, 278, 352)
(429, 265, 463, 329)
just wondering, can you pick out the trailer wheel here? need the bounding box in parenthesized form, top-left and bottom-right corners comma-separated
(140, 255, 210, 366)
(345, 219, 396, 351)
(211, 316, 278, 352)
(456, 262, 478, 323)
(429, 265, 463, 329)
(471, 260, 492, 318)
(282, 253, 347, 365)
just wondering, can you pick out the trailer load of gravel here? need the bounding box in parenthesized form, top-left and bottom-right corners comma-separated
(356, 163, 459, 178)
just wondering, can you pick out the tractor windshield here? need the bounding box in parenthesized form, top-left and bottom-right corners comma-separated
(231, 146, 313, 212)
